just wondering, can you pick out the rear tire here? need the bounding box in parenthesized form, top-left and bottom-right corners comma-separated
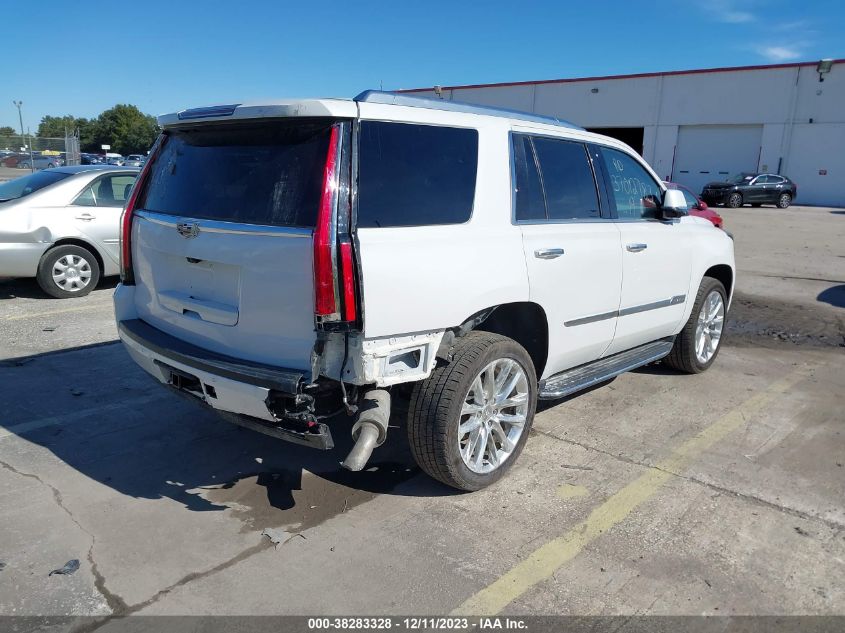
(778, 193, 792, 209)
(727, 192, 743, 208)
(664, 277, 727, 374)
(407, 331, 537, 491)
(36, 245, 100, 299)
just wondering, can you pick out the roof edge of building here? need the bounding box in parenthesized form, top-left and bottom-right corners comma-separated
(398, 58, 845, 93)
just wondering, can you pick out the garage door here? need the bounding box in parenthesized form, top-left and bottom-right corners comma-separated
(672, 125, 762, 195)
(785, 123, 845, 207)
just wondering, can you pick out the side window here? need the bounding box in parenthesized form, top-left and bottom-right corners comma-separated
(513, 134, 546, 221)
(357, 121, 478, 228)
(532, 137, 599, 220)
(73, 183, 97, 207)
(94, 176, 119, 207)
(109, 175, 137, 205)
(599, 147, 662, 220)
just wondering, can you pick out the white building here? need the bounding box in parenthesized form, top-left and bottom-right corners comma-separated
(404, 59, 844, 207)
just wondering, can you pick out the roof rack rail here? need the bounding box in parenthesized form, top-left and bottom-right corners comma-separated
(354, 90, 583, 130)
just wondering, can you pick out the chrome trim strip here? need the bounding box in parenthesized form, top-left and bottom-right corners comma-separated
(564, 310, 617, 327)
(564, 295, 686, 327)
(134, 210, 312, 238)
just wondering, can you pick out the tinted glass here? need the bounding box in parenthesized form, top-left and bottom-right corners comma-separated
(532, 137, 599, 220)
(730, 173, 754, 184)
(143, 122, 332, 227)
(98, 174, 137, 206)
(0, 170, 72, 202)
(679, 188, 698, 209)
(513, 134, 546, 221)
(599, 147, 662, 219)
(357, 121, 478, 227)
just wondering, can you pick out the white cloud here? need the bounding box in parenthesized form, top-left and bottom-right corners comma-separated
(756, 45, 803, 61)
(699, 0, 757, 24)
(721, 10, 754, 23)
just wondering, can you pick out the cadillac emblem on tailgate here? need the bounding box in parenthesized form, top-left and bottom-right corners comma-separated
(176, 222, 200, 238)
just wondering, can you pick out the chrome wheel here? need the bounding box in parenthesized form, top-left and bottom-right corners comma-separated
(52, 254, 93, 292)
(458, 358, 529, 474)
(778, 193, 791, 209)
(728, 193, 742, 208)
(695, 290, 725, 364)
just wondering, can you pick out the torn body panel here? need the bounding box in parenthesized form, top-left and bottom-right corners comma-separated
(317, 330, 445, 387)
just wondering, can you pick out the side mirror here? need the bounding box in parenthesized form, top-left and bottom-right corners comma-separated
(661, 189, 687, 219)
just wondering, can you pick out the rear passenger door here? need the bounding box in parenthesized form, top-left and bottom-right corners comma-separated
(597, 147, 693, 355)
(514, 132, 623, 376)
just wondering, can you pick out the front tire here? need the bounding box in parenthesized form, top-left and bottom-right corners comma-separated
(727, 192, 743, 208)
(778, 193, 792, 209)
(407, 331, 537, 491)
(36, 245, 100, 298)
(664, 277, 727, 374)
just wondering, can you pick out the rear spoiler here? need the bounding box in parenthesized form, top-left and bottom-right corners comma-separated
(157, 99, 358, 127)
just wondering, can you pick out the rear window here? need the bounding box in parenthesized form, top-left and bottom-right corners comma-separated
(142, 122, 332, 227)
(0, 170, 72, 202)
(357, 121, 478, 228)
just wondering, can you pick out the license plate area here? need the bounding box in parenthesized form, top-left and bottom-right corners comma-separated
(155, 360, 216, 400)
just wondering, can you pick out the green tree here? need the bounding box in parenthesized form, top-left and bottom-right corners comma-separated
(88, 104, 158, 155)
(37, 115, 85, 138)
(0, 125, 16, 136)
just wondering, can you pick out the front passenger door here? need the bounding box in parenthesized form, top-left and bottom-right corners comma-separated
(598, 147, 694, 355)
(745, 175, 767, 203)
(70, 173, 137, 265)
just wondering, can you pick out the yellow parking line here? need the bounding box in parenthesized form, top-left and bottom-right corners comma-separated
(452, 365, 815, 615)
(2, 303, 106, 321)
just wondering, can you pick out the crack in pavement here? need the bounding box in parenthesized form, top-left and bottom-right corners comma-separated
(532, 429, 845, 531)
(0, 456, 282, 630)
(0, 458, 130, 617)
(72, 540, 275, 633)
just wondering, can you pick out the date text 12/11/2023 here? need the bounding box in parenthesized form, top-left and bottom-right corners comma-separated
(306, 617, 528, 630)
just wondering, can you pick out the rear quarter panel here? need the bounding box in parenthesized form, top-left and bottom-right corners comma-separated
(354, 105, 528, 337)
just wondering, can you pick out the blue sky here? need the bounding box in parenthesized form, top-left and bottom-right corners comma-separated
(3, 0, 843, 131)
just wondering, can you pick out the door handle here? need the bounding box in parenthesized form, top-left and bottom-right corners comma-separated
(534, 248, 565, 259)
(75, 213, 96, 221)
(626, 243, 648, 253)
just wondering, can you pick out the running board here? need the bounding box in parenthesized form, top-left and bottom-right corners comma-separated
(538, 338, 674, 400)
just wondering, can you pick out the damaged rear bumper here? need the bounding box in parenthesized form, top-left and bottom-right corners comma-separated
(118, 319, 333, 449)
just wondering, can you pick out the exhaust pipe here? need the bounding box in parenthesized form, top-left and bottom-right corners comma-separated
(342, 389, 390, 472)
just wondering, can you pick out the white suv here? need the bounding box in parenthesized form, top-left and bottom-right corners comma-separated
(114, 92, 735, 491)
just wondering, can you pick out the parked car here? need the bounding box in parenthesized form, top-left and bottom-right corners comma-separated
(663, 181, 724, 228)
(17, 153, 63, 170)
(82, 153, 108, 165)
(106, 154, 125, 166)
(114, 92, 735, 491)
(701, 172, 797, 209)
(0, 165, 139, 297)
(123, 154, 146, 167)
(0, 152, 27, 168)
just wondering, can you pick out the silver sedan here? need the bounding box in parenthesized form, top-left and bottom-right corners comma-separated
(0, 165, 139, 298)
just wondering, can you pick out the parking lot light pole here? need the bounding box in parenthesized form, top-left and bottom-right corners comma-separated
(13, 100, 25, 154)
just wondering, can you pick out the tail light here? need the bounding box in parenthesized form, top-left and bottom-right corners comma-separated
(314, 123, 358, 326)
(120, 135, 166, 284)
